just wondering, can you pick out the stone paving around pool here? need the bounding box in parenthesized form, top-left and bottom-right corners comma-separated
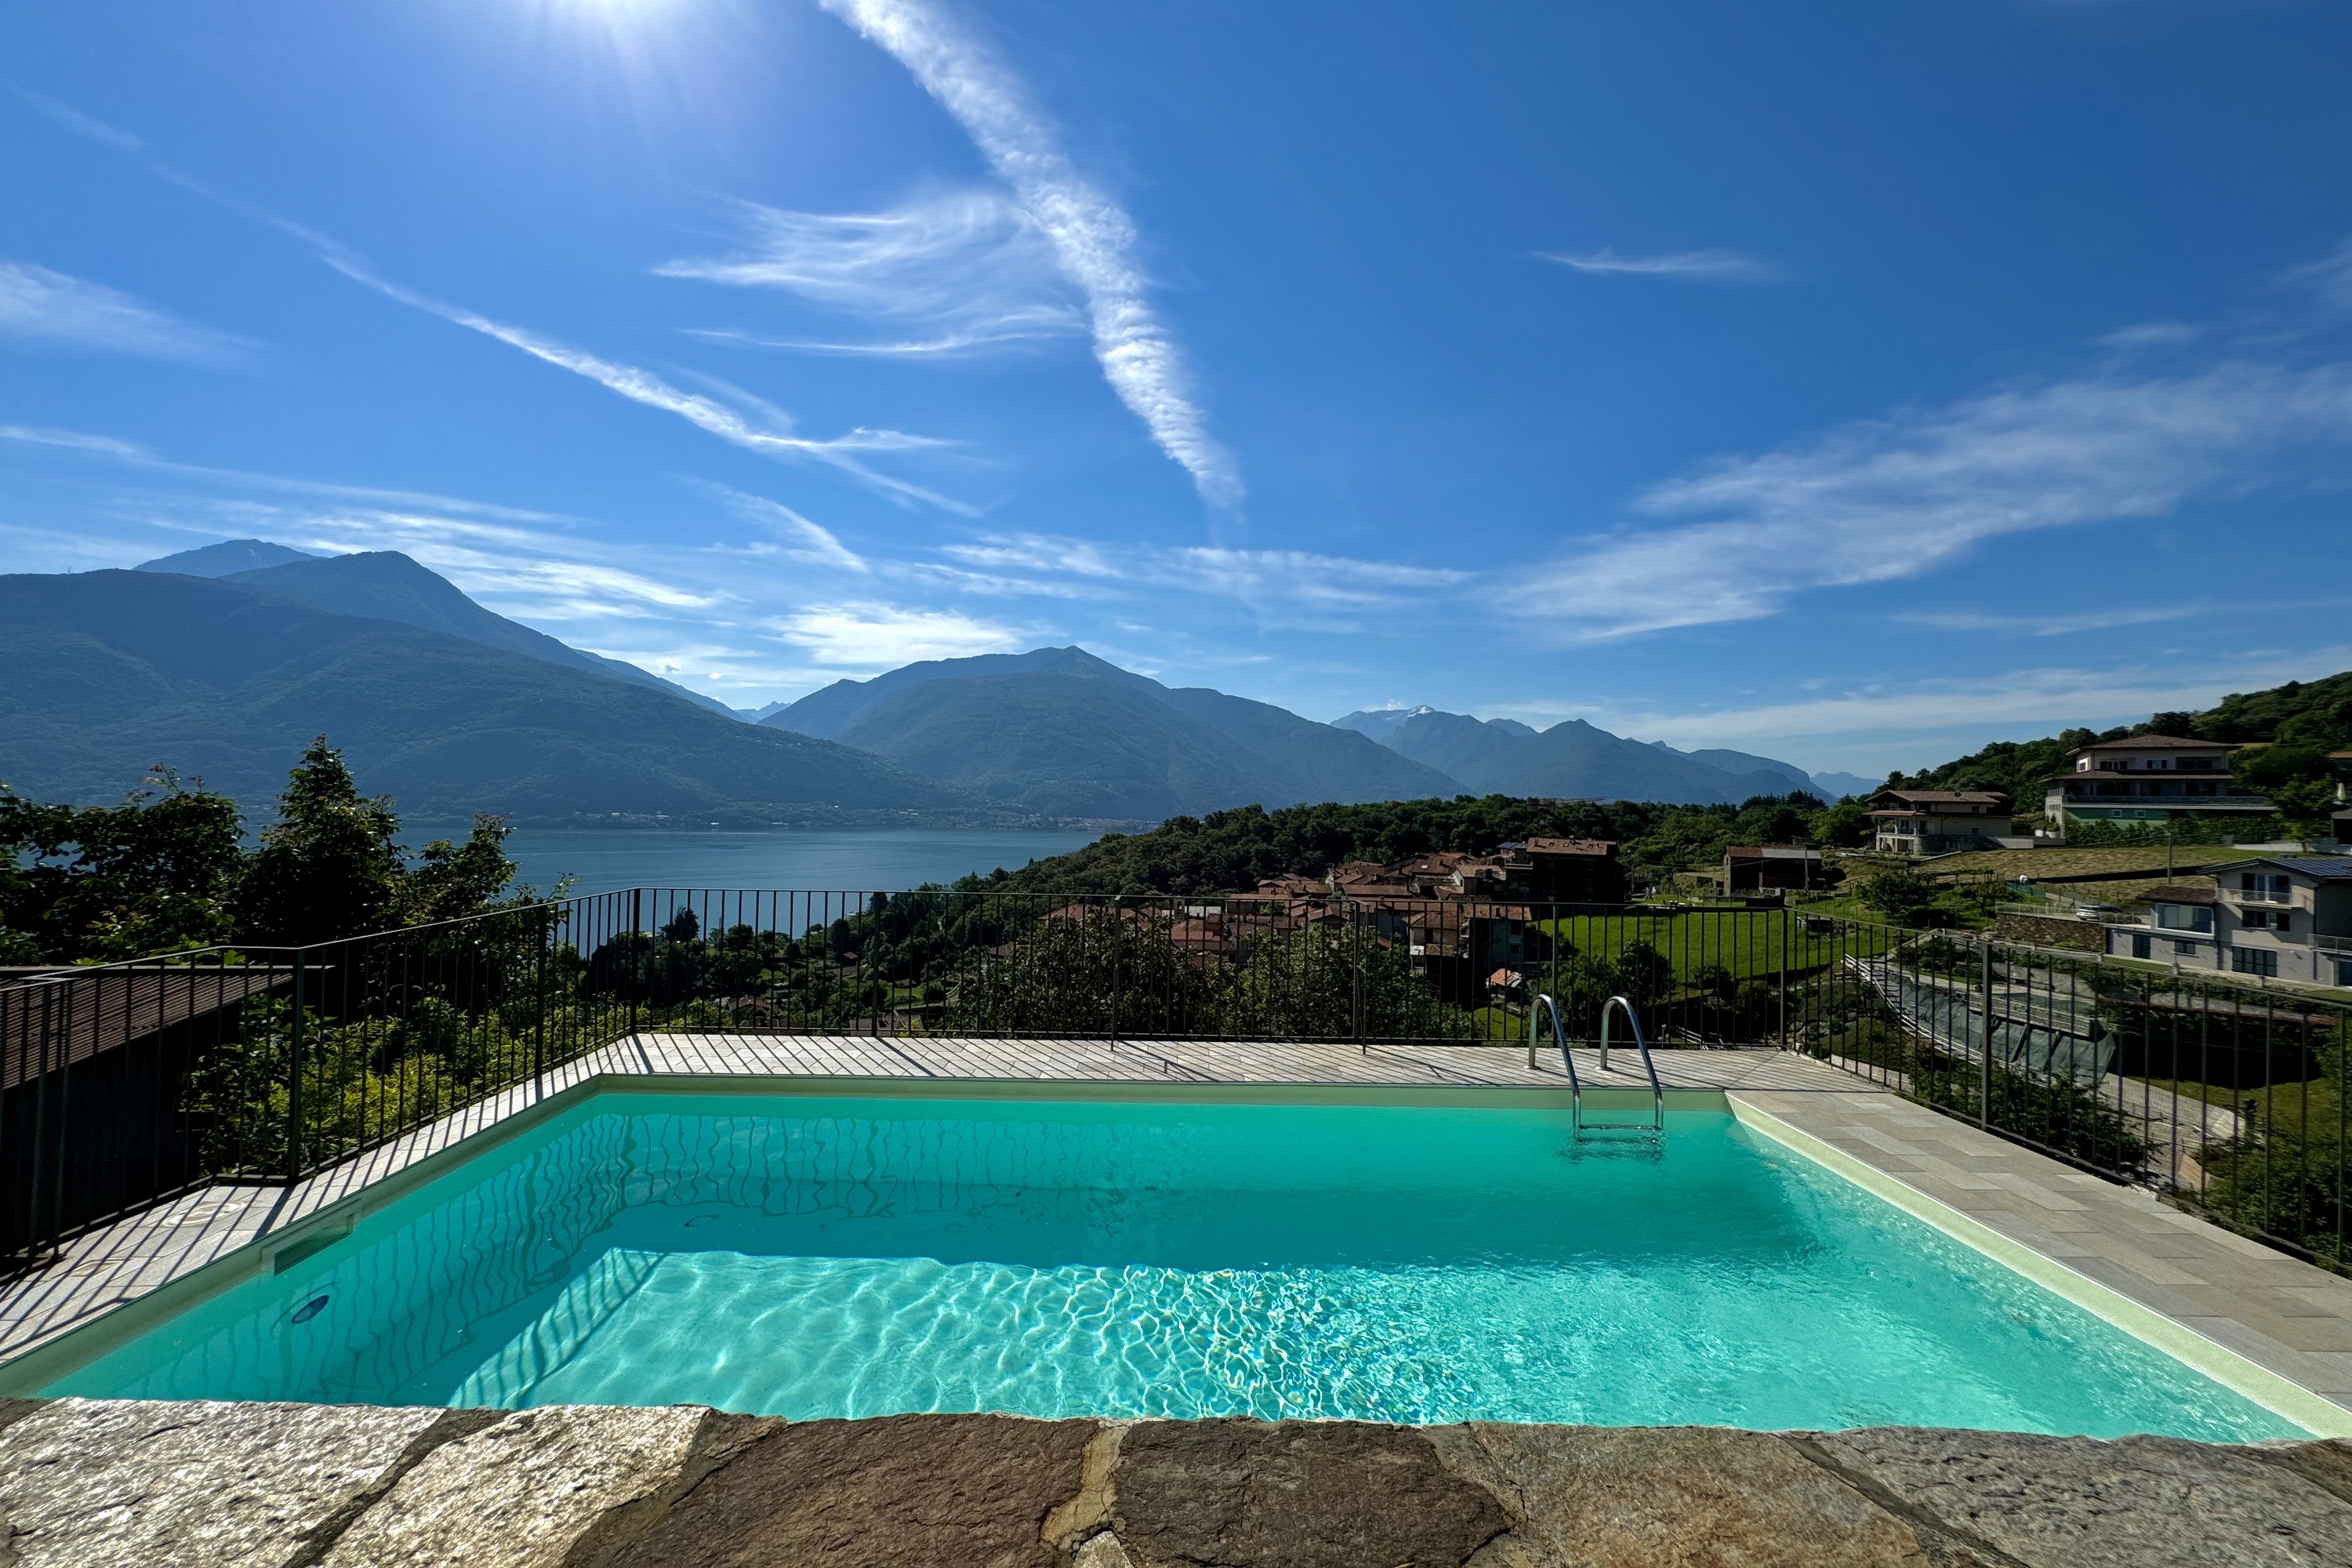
(2, 1399, 2349, 1568)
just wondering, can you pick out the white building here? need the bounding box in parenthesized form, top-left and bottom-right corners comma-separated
(2105, 857, 2352, 989)
(2043, 735, 2274, 837)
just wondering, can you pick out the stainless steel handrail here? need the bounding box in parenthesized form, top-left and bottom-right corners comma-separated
(1530, 992, 1581, 1093)
(1599, 993, 1666, 1134)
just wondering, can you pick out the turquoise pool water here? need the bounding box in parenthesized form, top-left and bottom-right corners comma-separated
(43, 1094, 2303, 1439)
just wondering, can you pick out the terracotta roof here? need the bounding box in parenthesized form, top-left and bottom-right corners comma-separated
(1521, 838, 1617, 856)
(2073, 735, 2235, 751)
(1869, 789, 2008, 806)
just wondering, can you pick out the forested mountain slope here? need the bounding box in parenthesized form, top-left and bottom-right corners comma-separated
(0, 570, 960, 825)
(768, 646, 1464, 817)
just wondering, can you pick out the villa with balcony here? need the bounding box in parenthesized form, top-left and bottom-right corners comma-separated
(1867, 788, 2009, 855)
(2105, 857, 2352, 989)
(2044, 734, 2275, 836)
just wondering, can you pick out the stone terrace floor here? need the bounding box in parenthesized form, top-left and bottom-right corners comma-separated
(4, 1035, 2351, 1432)
(5, 1402, 2350, 1567)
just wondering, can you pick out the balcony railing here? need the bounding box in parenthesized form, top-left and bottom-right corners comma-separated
(7, 888, 2350, 1278)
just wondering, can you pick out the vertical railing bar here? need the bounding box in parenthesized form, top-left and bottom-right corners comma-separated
(284, 949, 307, 1183)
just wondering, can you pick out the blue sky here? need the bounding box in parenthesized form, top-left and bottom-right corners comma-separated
(5, 0, 2351, 775)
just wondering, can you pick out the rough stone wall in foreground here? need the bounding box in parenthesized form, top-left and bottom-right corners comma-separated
(1, 1399, 2349, 1567)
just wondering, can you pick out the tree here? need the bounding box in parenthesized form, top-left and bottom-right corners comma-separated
(0, 769, 245, 962)
(403, 815, 524, 926)
(236, 738, 521, 946)
(1225, 927, 1473, 1040)
(1811, 800, 1873, 848)
(235, 739, 408, 945)
(1612, 939, 1676, 1011)
(2233, 743, 2340, 840)
(945, 909, 1220, 1036)
(1859, 867, 1943, 927)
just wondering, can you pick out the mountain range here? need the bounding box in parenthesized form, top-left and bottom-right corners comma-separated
(763, 647, 1461, 818)
(136, 540, 739, 717)
(5, 538, 1873, 825)
(1332, 707, 1874, 804)
(0, 564, 953, 824)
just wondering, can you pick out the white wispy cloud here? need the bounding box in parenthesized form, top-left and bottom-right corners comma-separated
(0, 423, 154, 459)
(1588, 652, 2352, 751)
(1162, 547, 1468, 612)
(699, 484, 869, 572)
(1896, 605, 2208, 637)
(2285, 236, 2352, 314)
(0, 261, 256, 366)
(662, 189, 1081, 354)
(819, 0, 1243, 509)
(0, 421, 573, 522)
(898, 561, 1112, 600)
(2098, 321, 2201, 351)
(770, 601, 1028, 665)
(4, 81, 143, 151)
(929, 530, 1466, 619)
(1513, 358, 2352, 638)
(689, 328, 1036, 357)
(940, 532, 1123, 579)
(325, 257, 975, 513)
(1538, 249, 1777, 283)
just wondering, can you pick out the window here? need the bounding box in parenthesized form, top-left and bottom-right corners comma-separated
(2155, 904, 2213, 932)
(2336, 958, 2352, 989)
(2130, 934, 2153, 959)
(2232, 947, 2279, 978)
(2239, 873, 2291, 903)
(2241, 909, 2290, 931)
(2174, 940, 2201, 956)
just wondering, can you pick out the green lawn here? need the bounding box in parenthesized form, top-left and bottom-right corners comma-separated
(1535, 909, 1904, 985)
(2137, 1076, 2345, 1134)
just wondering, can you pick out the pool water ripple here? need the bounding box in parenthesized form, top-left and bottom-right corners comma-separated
(44, 1094, 2307, 1439)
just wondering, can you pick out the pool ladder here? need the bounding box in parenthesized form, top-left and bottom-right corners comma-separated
(1530, 993, 1665, 1140)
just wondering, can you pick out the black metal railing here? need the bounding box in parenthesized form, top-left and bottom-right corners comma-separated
(1780, 912, 2351, 1269)
(5, 887, 2347, 1276)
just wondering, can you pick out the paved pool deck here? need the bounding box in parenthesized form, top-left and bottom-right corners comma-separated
(4, 1035, 2350, 1434)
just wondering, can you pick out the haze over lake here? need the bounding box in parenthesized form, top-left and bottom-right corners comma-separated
(401, 828, 1104, 898)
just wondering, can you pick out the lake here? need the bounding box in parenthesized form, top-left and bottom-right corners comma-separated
(399, 827, 1105, 897)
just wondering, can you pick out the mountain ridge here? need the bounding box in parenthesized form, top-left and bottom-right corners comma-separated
(1338, 706, 1869, 803)
(768, 648, 1465, 818)
(136, 538, 320, 577)
(212, 550, 740, 718)
(0, 569, 966, 825)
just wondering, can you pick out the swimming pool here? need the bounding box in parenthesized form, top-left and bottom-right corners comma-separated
(20, 1091, 2307, 1439)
